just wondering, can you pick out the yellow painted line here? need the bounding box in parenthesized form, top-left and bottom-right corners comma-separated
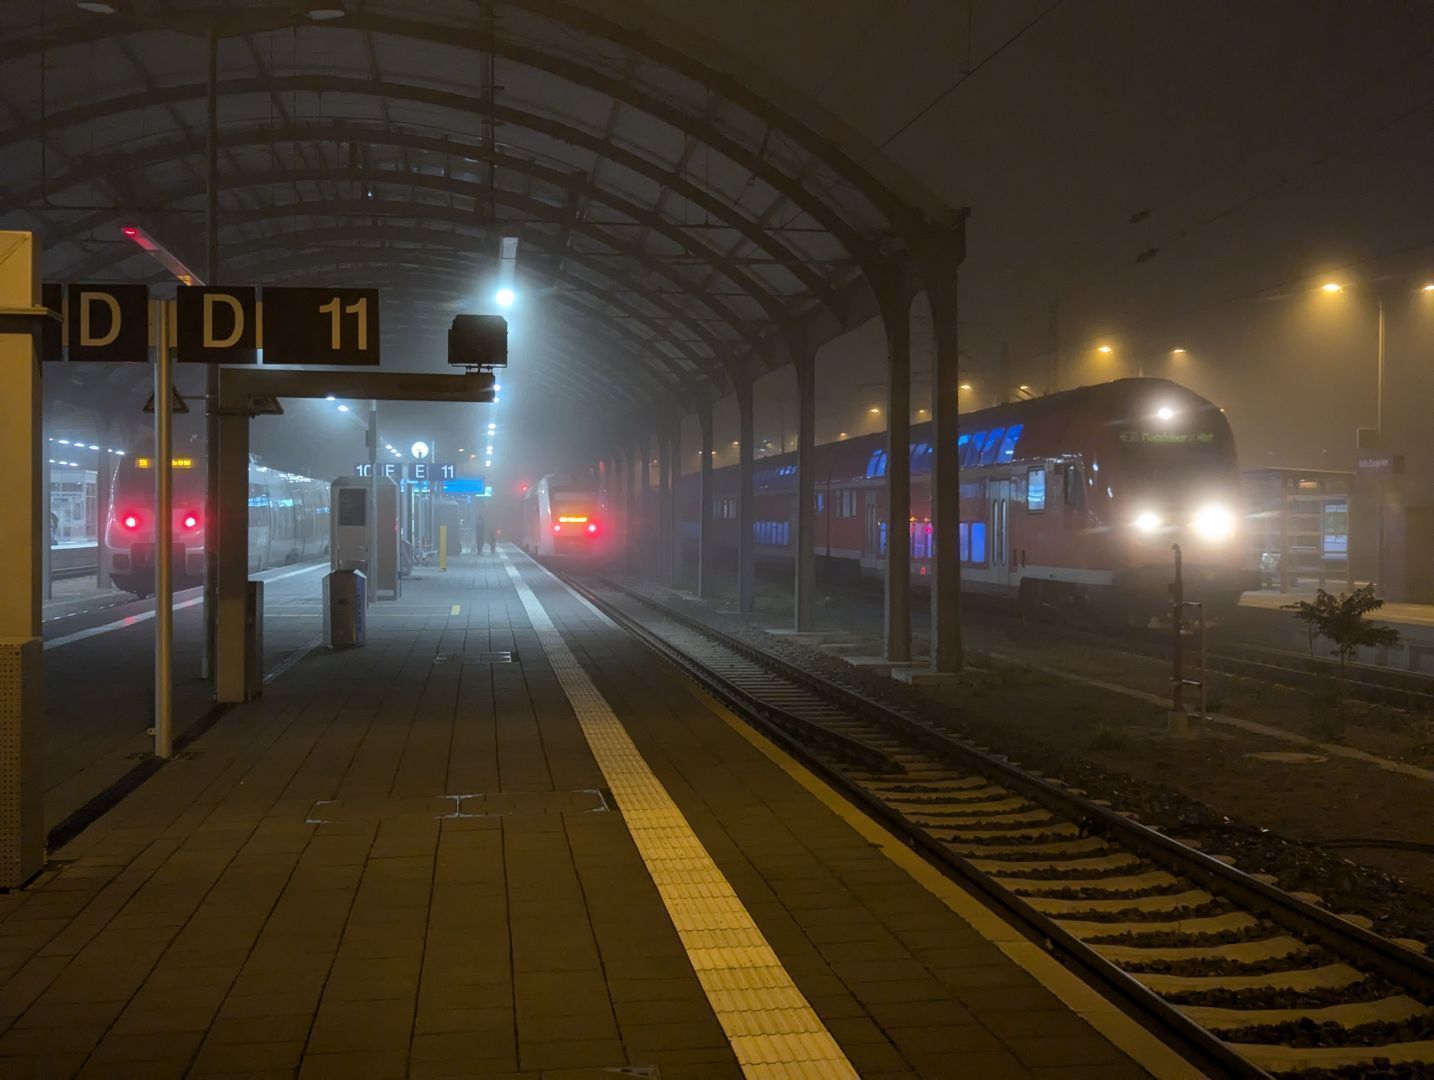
(500, 550, 856, 1078)
(450, 604, 461, 616)
(626, 630, 1206, 1078)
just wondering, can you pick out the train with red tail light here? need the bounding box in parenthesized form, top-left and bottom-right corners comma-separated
(679, 378, 1259, 622)
(105, 450, 329, 597)
(522, 474, 605, 556)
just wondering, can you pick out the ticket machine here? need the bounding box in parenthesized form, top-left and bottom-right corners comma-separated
(329, 475, 399, 599)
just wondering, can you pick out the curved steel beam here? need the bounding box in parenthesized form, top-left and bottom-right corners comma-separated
(221, 252, 692, 411)
(208, 223, 726, 390)
(67, 169, 737, 391)
(220, 212, 748, 349)
(69, 177, 754, 371)
(508, 0, 945, 227)
(1, 14, 887, 259)
(3, 78, 839, 318)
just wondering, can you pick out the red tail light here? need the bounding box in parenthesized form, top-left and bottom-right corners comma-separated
(182, 511, 200, 530)
(552, 524, 562, 533)
(586, 522, 598, 534)
(122, 512, 140, 530)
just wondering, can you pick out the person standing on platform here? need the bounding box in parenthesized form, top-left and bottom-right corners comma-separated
(474, 511, 487, 557)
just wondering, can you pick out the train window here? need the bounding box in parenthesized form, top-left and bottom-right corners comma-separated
(969, 521, 987, 563)
(1064, 465, 1086, 511)
(815, 491, 826, 514)
(1027, 467, 1046, 511)
(910, 521, 932, 560)
(963, 430, 986, 464)
(999, 424, 1023, 461)
(865, 450, 884, 479)
(978, 427, 1006, 466)
(959, 522, 970, 561)
(835, 489, 858, 518)
(956, 434, 970, 465)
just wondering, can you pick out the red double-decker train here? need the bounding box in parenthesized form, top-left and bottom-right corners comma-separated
(678, 378, 1258, 621)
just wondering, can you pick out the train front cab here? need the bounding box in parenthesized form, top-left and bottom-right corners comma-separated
(105, 452, 206, 597)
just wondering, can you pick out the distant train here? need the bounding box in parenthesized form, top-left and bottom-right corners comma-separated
(679, 378, 1259, 622)
(105, 450, 330, 597)
(522, 475, 604, 556)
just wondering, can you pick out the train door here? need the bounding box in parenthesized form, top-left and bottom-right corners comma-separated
(989, 478, 1012, 587)
(863, 490, 880, 565)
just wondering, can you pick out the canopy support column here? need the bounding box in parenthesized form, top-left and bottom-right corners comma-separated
(790, 331, 817, 632)
(657, 430, 672, 584)
(636, 436, 651, 573)
(667, 423, 682, 588)
(880, 281, 912, 662)
(697, 400, 715, 599)
(214, 407, 251, 703)
(736, 376, 756, 613)
(917, 223, 967, 673)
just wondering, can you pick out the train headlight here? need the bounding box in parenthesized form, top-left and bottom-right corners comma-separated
(1192, 503, 1235, 542)
(1133, 510, 1162, 533)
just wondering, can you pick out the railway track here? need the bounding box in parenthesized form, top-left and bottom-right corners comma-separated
(814, 579, 1434, 710)
(556, 569, 1434, 1079)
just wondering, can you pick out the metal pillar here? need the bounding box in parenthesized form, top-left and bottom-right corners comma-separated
(920, 227, 966, 672)
(0, 231, 46, 888)
(1375, 299, 1386, 596)
(96, 426, 114, 590)
(736, 376, 756, 613)
(214, 408, 250, 703)
(657, 431, 672, 583)
(667, 425, 682, 587)
(881, 291, 912, 660)
(697, 401, 715, 598)
(153, 302, 174, 758)
(637, 436, 651, 572)
(792, 337, 817, 632)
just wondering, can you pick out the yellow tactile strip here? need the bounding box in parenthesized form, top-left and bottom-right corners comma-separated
(500, 551, 857, 1078)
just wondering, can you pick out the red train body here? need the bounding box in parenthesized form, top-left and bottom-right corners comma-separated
(677, 378, 1258, 621)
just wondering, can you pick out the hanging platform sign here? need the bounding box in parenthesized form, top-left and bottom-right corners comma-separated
(261, 287, 380, 366)
(42, 282, 382, 367)
(354, 462, 457, 481)
(65, 283, 149, 362)
(176, 285, 257, 364)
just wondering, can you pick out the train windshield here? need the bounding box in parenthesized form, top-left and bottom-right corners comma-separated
(1113, 409, 1237, 488)
(549, 487, 597, 512)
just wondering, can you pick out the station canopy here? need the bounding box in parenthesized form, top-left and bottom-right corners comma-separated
(0, 0, 956, 427)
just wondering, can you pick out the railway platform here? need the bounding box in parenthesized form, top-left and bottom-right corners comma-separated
(0, 550, 1187, 1079)
(1239, 587, 1434, 672)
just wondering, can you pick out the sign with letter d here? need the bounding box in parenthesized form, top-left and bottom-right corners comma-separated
(176, 286, 258, 364)
(65, 283, 148, 362)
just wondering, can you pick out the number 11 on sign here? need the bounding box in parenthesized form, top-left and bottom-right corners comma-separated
(320, 296, 368, 351)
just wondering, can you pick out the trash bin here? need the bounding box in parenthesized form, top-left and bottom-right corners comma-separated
(324, 569, 366, 648)
(245, 580, 264, 699)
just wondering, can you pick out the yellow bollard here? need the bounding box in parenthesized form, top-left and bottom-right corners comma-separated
(439, 524, 447, 572)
